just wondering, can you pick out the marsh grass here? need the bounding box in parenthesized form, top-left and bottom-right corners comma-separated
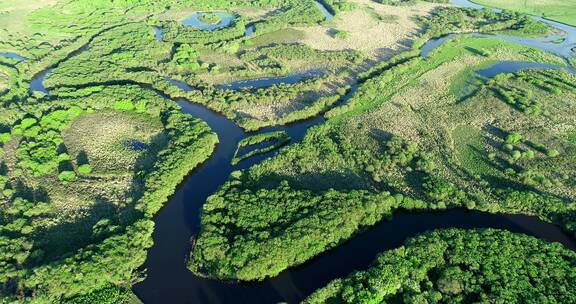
(62, 111, 166, 174)
(452, 125, 498, 176)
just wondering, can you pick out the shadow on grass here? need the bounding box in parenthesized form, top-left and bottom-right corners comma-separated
(26, 130, 169, 265)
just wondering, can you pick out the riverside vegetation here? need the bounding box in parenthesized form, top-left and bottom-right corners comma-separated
(0, 85, 217, 303)
(1, 0, 576, 303)
(306, 229, 576, 303)
(190, 0, 576, 289)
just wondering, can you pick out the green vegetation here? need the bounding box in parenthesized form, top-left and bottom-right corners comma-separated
(232, 131, 290, 165)
(418, 7, 550, 38)
(190, 32, 576, 280)
(197, 13, 224, 25)
(306, 229, 576, 303)
(486, 69, 576, 115)
(0, 85, 217, 303)
(333, 30, 350, 39)
(2, 0, 575, 301)
(471, 0, 576, 26)
(245, 28, 305, 48)
(191, 181, 405, 280)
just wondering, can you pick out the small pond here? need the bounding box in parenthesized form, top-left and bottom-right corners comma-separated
(152, 26, 163, 41)
(0, 52, 27, 62)
(30, 69, 52, 95)
(245, 24, 256, 37)
(123, 139, 149, 151)
(182, 12, 235, 30)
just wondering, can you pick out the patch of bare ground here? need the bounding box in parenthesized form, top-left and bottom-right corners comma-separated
(296, 0, 442, 60)
(229, 1, 444, 125)
(235, 7, 276, 19)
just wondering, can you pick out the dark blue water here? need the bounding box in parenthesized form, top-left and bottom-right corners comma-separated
(315, 1, 334, 22)
(217, 69, 325, 90)
(29, 69, 52, 95)
(0, 52, 27, 62)
(152, 26, 163, 41)
(182, 12, 235, 30)
(245, 25, 256, 37)
(124, 139, 149, 151)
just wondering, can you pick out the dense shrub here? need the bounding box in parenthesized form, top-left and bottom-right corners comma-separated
(307, 229, 576, 304)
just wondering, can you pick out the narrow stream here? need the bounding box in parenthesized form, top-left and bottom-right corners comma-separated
(29, 68, 52, 95)
(20, 0, 576, 302)
(217, 69, 326, 90)
(152, 26, 163, 41)
(315, 1, 334, 22)
(0, 52, 27, 62)
(477, 60, 576, 78)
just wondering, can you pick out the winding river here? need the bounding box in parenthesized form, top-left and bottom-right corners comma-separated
(133, 1, 576, 303)
(22, 0, 576, 303)
(133, 81, 576, 303)
(135, 64, 576, 304)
